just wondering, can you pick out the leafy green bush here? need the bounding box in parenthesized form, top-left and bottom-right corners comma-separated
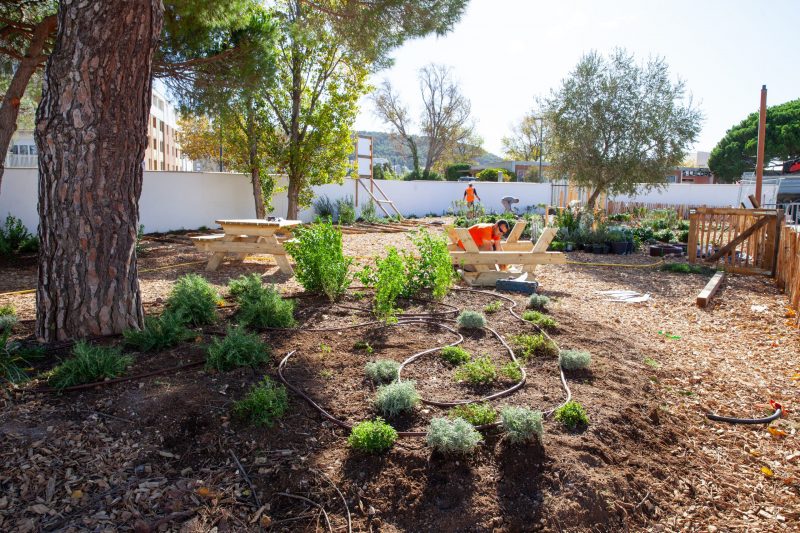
(285, 220, 353, 302)
(510, 333, 558, 360)
(500, 406, 543, 444)
(360, 201, 380, 224)
(448, 402, 497, 426)
(457, 310, 486, 329)
(1, 330, 44, 384)
(476, 168, 509, 182)
(135, 224, 146, 256)
(404, 229, 455, 299)
(375, 380, 420, 417)
(426, 417, 482, 453)
(227, 273, 262, 301)
(336, 196, 356, 225)
(353, 340, 374, 354)
(313, 196, 336, 220)
(49, 342, 133, 389)
(348, 418, 398, 453)
(454, 356, 497, 385)
(528, 294, 550, 310)
(500, 361, 523, 381)
(0, 305, 17, 332)
(483, 300, 503, 314)
(237, 284, 296, 329)
(522, 310, 557, 329)
(445, 163, 472, 181)
(440, 345, 471, 365)
(206, 327, 271, 371)
(123, 313, 191, 352)
(165, 274, 220, 326)
(654, 228, 676, 243)
(554, 400, 589, 429)
(232, 377, 288, 427)
(373, 247, 406, 322)
(365, 359, 400, 383)
(559, 349, 591, 370)
(0, 215, 37, 256)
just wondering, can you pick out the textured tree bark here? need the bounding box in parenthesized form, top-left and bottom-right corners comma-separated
(247, 110, 266, 218)
(0, 15, 56, 195)
(35, 1, 163, 342)
(286, 176, 301, 220)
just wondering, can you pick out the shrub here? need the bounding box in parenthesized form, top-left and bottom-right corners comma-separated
(476, 168, 509, 182)
(353, 340, 374, 354)
(483, 300, 503, 314)
(313, 195, 336, 220)
(360, 201, 380, 224)
(206, 327, 271, 371)
(0, 305, 17, 332)
(49, 342, 133, 389)
(659, 262, 717, 275)
(522, 310, 557, 329)
(285, 220, 353, 302)
(336, 196, 356, 225)
(454, 356, 497, 385)
(135, 224, 146, 255)
(510, 333, 558, 360)
(448, 402, 497, 426)
(228, 273, 263, 301)
(404, 229, 454, 300)
(654, 228, 675, 243)
(348, 418, 398, 453)
(373, 247, 406, 322)
(500, 361, 523, 381)
(426, 417, 482, 454)
(1, 330, 44, 384)
(232, 377, 288, 427)
(123, 313, 191, 352)
(237, 285, 296, 329)
(500, 406, 543, 444)
(440, 345, 471, 365)
(365, 359, 400, 383)
(375, 380, 420, 417)
(165, 274, 220, 326)
(554, 400, 589, 429)
(457, 310, 486, 329)
(559, 349, 591, 370)
(528, 294, 550, 310)
(0, 215, 37, 256)
(445, 163, 472, 181)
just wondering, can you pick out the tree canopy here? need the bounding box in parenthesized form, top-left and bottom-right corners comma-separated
(708, 98, 800, 182)
(544, 49, 702, 208)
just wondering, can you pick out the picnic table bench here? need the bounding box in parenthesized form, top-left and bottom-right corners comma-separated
(445, 220, 566, 286)
(190, 219, 301, 274)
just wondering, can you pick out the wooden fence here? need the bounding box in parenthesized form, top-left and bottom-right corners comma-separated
(776, 224, 800, 323)
(606, 200, 708, 219)
(687, 207, 782, 275)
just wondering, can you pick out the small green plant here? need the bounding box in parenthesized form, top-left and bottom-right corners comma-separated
(440, 345, 471, 365)
(510, 333, 558, 360)
(0, 215, 38, 256)
(500, 406, 543, 444)
(313, 195, 336, 220)
(522, 310, 557, 329)
(528, 294, 550, 310)
(237, 286, 296, 329)
(165, 274, 220, 326)
(659, 263, 717, 275)
(348, 418, 398, 453)
(559, 349, 591, 371)
(448, 402, 497, 426)
(284, 220, 353, 302)
(135, 224, 146, 255)
(483, 300, 503, 314)
(643, 356, 660, 369)
(319, 343, 332, 355)
(123, 313, 191, 352)
(500, 361, 523, 381)
(359, 201, 380, 224)
(320, 369, 333, 379)
(206, 327, 271, 371)
(373, 247, 406, 323)
(353, 340, 374, 354)
(49, 342, 133, 389)
(454, 356, 497, 385)
(336, 196, 356, 225)
(0, 305, 17, 332)
(457, 310, 486, 329)
(375, 380, 420, 417)
(426, 417, 482, 454)
(554, 400, 589, 429)
(1, 330, 44, 384)
(365, 359, 400, 383)
(232, 377, 288, 427)
(404, 229, 455, 300)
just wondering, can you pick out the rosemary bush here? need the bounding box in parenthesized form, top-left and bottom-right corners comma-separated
(232, 377, 288, 427)
(375, 380, 420, 417)
(426, 417, 482, 454)
(123, 313, 191, 352)
(206, 327, 271, 371)
(165, 274, 220, 326)
(500, 406, 543, 444)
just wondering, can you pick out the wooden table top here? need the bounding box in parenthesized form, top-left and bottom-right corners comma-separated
(215, 219, 302, 228)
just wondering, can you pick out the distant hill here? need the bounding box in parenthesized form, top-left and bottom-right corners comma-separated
(357, 130, 504, 171)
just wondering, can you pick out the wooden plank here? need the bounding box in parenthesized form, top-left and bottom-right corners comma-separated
(194, 241, 286, 254)
(444, 225, 461, 246)
(191, 235, 226, 242)
(697, 271, 726, 308)
(214, 225, 284, 237)
(216, 219, 302, 228)
(449, 251, 566, 265)
(694, 207, 776, 216)
(532, 227, 557, 253)
(505, 221, 526, 244)
(453, 227, 489, 271)
(748, 194, 761, 208)
(705, 215, 773, 262)
(265, 234, 293, 274)
(461, 270, 521, 286)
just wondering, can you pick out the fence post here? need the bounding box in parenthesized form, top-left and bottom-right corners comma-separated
(687, 210, 698, 264)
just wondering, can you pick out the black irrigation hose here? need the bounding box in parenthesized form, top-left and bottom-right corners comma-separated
(705, 407, 783, 425)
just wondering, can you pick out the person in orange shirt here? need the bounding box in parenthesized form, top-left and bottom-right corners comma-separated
(457, 220, 511, 271)
(463, 183, 481, 217)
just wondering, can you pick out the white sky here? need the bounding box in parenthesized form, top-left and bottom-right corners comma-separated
(354, 0, 800, 158)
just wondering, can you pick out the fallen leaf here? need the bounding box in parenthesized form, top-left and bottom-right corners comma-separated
(29, 504, 50, 514)
(196, 487, 212, 498)
(70, 489, 83, 499)
(749, 449, 762, 457)
(768, 427, 788, 439)
(761, 466, 774, 478)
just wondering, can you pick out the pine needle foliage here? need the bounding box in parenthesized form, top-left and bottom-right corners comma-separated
(49, 342, 133, 389)
(123, 313, 192, 352)
(206, 327, 271, 371)
(166, 274, 220, 326)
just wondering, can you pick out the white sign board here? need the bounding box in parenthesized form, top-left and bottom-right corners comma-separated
(356, 136, 373, 178)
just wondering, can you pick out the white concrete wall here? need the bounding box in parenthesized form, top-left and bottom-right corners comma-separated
(609, 183, 742, 207)
(0, 169, 256, 233)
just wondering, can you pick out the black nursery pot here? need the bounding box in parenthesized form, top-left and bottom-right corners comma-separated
(611, 241, 627, 255)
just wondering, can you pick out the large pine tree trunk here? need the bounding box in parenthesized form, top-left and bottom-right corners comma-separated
(0, 15, 56, 195)
(35, 1, 163, 342)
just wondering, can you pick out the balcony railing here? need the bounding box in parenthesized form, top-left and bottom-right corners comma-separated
(4, 154, 38, 168)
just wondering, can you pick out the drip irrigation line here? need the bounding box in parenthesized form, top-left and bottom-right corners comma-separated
(705, 406, 783, 425)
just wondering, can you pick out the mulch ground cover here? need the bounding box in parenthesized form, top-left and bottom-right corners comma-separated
(1, 226, 798, 532)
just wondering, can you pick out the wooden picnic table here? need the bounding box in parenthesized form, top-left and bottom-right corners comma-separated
(190, 219, 302, 274)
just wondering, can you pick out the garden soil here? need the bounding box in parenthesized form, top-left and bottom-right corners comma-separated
(0, 226, 798, 532)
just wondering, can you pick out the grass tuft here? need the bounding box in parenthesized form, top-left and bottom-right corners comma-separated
(123, 313, 191, 352)
(49, 342, 132, 389)
(232, 377, 288, 427)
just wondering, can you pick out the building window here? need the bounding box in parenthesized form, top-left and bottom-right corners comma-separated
(161, 161, 165, 170)
(152, 116, 156, 128)
(152, 138, 156, 149)
(160, 140, 164, 152)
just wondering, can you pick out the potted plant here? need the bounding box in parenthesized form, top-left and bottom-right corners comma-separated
(565, 241, 575, 252)
(608, 229, 628, 255)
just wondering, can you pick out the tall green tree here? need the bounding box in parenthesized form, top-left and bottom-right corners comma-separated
(545, 49, 702, 209)
(502, 108, 548, 162)
(708, 99, 800, 182)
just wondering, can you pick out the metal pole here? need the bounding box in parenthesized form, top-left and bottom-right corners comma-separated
(755, 85, 767, 205)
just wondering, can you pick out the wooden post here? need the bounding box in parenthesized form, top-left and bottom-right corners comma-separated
(755, 85, 767, 205)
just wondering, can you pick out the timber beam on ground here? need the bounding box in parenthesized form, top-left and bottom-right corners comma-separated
(697, 271, 726, 308)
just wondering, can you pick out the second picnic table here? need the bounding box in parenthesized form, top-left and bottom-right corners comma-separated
(190, 219, 301, 274)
